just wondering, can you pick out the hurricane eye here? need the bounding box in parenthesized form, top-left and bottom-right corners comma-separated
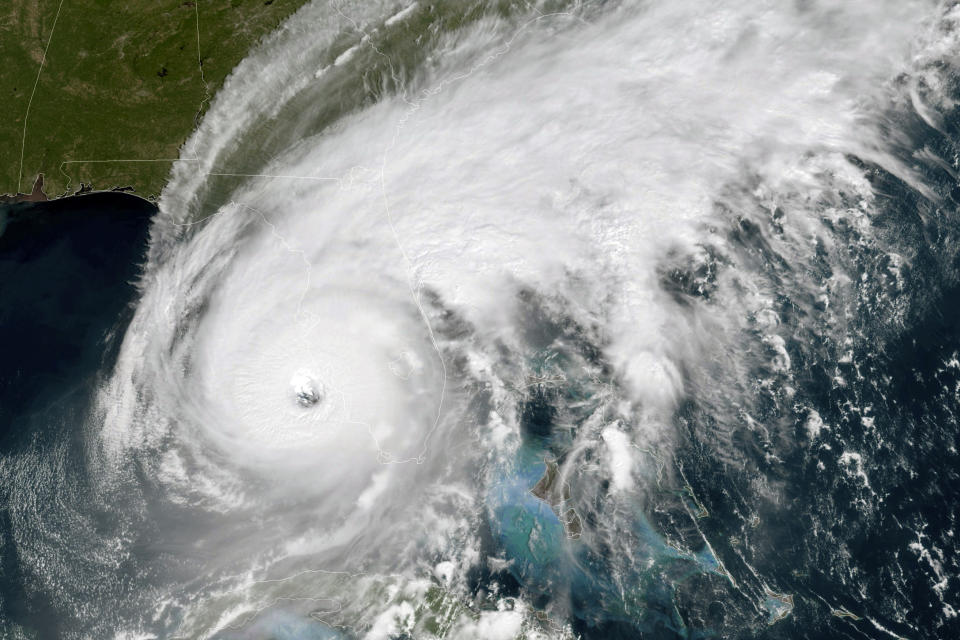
(290, 370, 323, 407)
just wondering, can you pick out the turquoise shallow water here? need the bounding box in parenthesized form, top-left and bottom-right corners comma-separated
(486, 430, 729, 638)
(5, 3, 960, 639)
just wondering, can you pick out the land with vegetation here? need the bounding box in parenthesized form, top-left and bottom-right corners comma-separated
(1, 0, 312, 201)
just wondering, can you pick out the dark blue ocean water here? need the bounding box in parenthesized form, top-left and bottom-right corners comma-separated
(2, 123, 960, 636)
(670, 108, 960, 637)
(0, 192, 155, 638)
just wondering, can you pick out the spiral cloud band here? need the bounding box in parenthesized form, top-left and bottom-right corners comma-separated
(31, 0, 955, 637)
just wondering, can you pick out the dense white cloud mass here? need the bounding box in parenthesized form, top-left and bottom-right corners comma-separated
(17, 0, 950, 636)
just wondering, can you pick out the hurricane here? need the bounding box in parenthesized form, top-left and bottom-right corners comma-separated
(4, 0, 960, 638)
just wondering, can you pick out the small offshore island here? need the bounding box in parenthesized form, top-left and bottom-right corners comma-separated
(1, 0, 313, 203)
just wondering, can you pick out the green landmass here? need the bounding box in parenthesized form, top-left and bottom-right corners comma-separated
(1, 0, 312, 200)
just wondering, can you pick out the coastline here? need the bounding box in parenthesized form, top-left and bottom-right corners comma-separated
(1, 0, 314, 203)
(0, 174, 50, 204)
(0, 173, 155, 206)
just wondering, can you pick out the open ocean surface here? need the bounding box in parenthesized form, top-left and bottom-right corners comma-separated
(3, 2, 960, 638)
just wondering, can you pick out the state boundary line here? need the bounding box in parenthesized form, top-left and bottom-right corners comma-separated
(34, 0, 212, 195)
(16, 0, 67, 195)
